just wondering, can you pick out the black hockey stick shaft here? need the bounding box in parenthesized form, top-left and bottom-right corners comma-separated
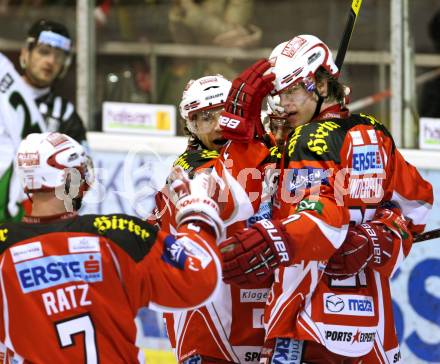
(414, 228, 440, 243)
(335, 0, 363, 72)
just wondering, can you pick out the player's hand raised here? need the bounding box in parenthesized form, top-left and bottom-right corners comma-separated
(219, 59, 274, 142)
(168, 166, 224, 240)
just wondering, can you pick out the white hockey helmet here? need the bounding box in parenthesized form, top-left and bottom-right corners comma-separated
(179, 75, 231, 120)
(16, 132, 93, 193)
(269, 35, 339, 94)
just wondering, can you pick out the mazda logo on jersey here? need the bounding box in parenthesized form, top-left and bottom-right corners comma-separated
(325, 294, 345, 312)
(323, 293, 375, 317)
(15, 253, 103, 293)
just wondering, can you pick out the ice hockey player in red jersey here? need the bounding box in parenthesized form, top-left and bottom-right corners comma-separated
(154, 75, 272, 363)
(218, 35, 433, 363)
(0, 132, 224, 363)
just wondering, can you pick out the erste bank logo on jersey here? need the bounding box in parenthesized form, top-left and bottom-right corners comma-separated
(351, 145, 384, 175)
(15, 253, 103, 293)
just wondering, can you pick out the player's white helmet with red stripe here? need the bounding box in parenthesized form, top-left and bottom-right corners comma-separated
(16, 132, 93, 193)
(179, 75, 231, 120)
(269, 34, 339, 94)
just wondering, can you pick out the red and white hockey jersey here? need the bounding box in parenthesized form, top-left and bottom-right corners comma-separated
(264, 108, 433, 359)
(156, 142, 272, 363)
(0, 213, 222, 363)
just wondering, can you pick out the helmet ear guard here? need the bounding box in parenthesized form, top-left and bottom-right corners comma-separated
(302, 77, 316, 92)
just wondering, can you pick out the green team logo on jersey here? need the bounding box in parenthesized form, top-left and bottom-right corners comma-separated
(296, 199, 324, 214)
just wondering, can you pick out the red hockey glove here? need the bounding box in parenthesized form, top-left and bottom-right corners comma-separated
(168, 166, 224, 240)
(219, 219, 294, 286)
(324, 206, 412, 280)
(220, 59, 275, 142)
(369, 205, 412, 267)
(324, 224, 378, 280)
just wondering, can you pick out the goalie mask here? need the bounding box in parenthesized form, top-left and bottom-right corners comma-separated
(22, 19, 72, 79)
(16, 132, 94, 209)
(269, 34, 338, 95)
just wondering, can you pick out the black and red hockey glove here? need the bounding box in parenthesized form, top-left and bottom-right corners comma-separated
(219, 59, 275, 142)
(325, 204, 412, 280)
(219, 219, 294, 286)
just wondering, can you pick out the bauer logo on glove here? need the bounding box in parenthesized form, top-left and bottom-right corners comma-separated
(219, 219, 294, 286)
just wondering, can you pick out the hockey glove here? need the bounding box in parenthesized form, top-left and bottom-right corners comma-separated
(219, 219, 294, 286)
(369, 204, 412, 269)
(220, 59, 275, 142)
(324, 205, 412, 280)
(168, 166, 224, 241)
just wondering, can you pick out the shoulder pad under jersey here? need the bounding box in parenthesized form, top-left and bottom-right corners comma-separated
(173, 149, 219, 177)
(286, 119, 348, 162)
(0, 214, 158, 262)
(286, 114, 394, 163)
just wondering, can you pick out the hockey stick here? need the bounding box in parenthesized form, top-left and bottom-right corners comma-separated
(348, 68, 440, 111)
(335, 0, 363, 72)
(333, 2, 438, 245)
(414, 228, 440, 243)
(333, 1, 438, 246)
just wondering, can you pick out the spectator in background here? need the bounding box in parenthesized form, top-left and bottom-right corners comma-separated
(20, 19, 88, 147)
(168, 0, 261, 53)
(419, 9, 440, 118)
(159, 0, 262, 130)
(0, 19, 87, 222)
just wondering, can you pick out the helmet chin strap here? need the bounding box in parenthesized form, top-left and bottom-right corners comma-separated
(312, 90, 324, 120)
